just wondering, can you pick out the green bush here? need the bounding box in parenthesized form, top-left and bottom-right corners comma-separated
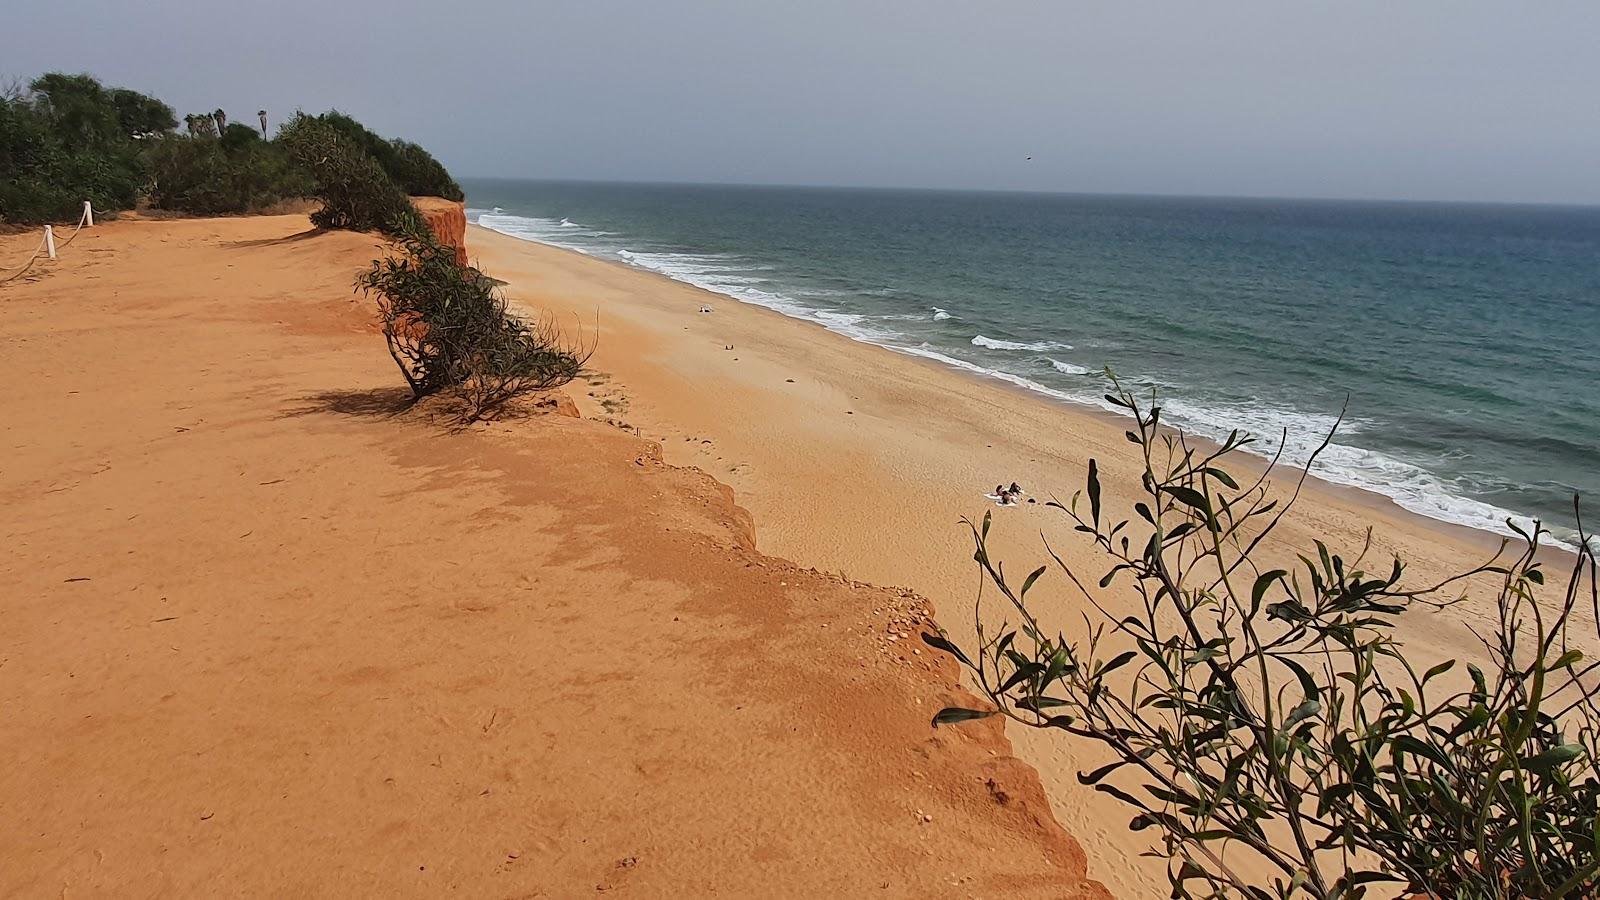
(383, 138, 463, 201)
(308, 110, 463, 201)
(147, 132, 310, 216)
(219, 122, 261, 153)
(358, 225, 588, 421)
(927, 381, 1599, 898)
(110, 87, 177, 138)
(0, 73, 158, 224)
(277, 113, 416, 234)
(2, 74, 462, 226)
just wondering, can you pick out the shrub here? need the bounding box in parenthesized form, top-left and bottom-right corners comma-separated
(0, 73, 155, 224)
(357, 225, 588, 421)
(147, 132, 310, 216)
(109, 88, 177, 138)
(2, 76, 461, 226)
(383, 138, 464, 201)
(307, 111, 463, 200)
(926, 381, 1598, 899)
(219, 122, 261, 153)
(277, 113, 415, 234)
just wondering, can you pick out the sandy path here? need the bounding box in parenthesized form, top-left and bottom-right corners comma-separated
(0, 216, 1107, 898)
(469, 223, 1575, 897)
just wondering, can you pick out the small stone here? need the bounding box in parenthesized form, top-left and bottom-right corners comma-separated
(922, 813, 933, 823)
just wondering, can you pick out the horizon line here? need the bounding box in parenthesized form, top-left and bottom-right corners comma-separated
(453, 174, 1600, 212)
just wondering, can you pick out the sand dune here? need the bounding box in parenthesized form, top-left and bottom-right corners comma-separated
(0, 216, 1107, 898)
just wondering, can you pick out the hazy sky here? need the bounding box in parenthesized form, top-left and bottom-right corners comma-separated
(6, 1, 1598, 204)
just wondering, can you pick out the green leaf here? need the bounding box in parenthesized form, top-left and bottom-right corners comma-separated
(1163, 485, 1211, 516)
(1553, 649, 1584, 669)
(1163, 521, 1197, 542)
(1279, 656, 1320, 701)
(1284, 699, 1322, 730)
(1020, 565, 1046, 598)
(931, 707, 995, 728)
(1251, 569, 1287, 613)
(920, 632, 974, 668)
(1392, 735, 1451, 768)
(1087, 458, 1102, 526)
(1523, 744, 1583, 773)
(1015, 696, 1071, 711)
(1204, 467, 1239, 490)
(999, 662, 1045, 693)
(1042, 647, 1072, 686)
(1100, 650, 1138, 675)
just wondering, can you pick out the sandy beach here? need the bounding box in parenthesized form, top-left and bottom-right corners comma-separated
(0, 215, 1107, 898)
(467, 222, 1581, 897)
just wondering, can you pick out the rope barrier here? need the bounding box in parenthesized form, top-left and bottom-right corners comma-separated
(0, 232, 47, 270)
(53, 203, 92, 249)
(1, 202, 92, 285)
(0, 254, 42, 284)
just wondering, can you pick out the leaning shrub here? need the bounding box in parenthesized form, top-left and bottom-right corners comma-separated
(357, 225, 588, 421)
(926, 381, 1598, 899)
(277, 113, 414, 234)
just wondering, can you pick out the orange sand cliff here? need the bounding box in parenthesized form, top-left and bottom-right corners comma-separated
(411, 196, 468, 265)
(0, 216, 1109, 898)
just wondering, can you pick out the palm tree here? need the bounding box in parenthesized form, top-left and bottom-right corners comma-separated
(213, 108, 226, 132)
(258, 109, 268, 136)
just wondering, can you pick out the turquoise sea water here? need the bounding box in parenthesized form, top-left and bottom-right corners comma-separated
(463, 179, 1600, 549)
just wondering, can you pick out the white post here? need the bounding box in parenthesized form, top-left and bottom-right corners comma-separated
(83, 200, 93, 227)
(44, 226, 56, 259)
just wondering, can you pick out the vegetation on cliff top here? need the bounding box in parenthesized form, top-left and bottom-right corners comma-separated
(1, 72, 459, 225)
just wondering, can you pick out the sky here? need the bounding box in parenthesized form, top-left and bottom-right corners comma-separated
(5, 1, 1599, 204)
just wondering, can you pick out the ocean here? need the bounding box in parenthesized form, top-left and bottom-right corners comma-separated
(463, 179, 1600, 550)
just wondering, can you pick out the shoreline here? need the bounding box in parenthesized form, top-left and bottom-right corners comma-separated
(467, 221, 1558, 563)
(470, 220, 1579, 896)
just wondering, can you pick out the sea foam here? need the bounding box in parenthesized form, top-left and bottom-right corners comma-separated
(1046, 358, 1091, 375)
(972, 334, 1071, 352)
